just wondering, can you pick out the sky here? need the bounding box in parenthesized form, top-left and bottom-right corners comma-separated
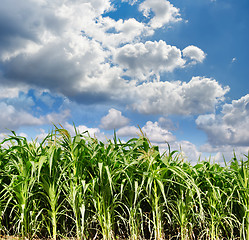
(0, 0, 249, 163)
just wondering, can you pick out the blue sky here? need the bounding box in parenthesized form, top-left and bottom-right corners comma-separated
(0, 0, 249, 162)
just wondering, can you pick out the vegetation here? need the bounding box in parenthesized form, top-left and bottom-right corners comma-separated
(0, 126, 248, 239)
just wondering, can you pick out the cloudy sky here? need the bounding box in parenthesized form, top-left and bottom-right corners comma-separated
(0, 0, 249, 162)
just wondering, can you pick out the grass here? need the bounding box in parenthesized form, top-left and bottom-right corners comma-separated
(0, 125, 248, 239)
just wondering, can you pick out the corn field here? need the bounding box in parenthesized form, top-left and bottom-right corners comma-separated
(0, 126, 248, 240)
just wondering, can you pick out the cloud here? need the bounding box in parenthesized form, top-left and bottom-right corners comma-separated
(91, 17, 149, 47)
(3, 36, 108, 98)
(157, 140, 202, 163)
(63, 122, 108, 142)
(117, 118, 175, 143)
(121, 0, 138, 5)
(141, 121, 176, 143)
(117, 126, 140, 137)
(196, 94, 249, 147)
(232, 57, 237, 63)
(117, 119, 201, 163)
(33, 90, 56, 108)
(0, 101, 70, 132)
(100, 108, 130, 130)
(114, 40, 185, 80)
(0, 0, 208, 114)
(0, 102, 44, 132)
(1, 0, 145, 103)
(139, 0, 182, 28)
(131, 76, 229, 115)
(34, 128, 49, 143)
(199, 143, 248, 164)
(0, 85, 28, 99)
(182, 45, 206, 64)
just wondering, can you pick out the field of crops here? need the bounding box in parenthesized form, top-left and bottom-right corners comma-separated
(0, 126, 248, 240)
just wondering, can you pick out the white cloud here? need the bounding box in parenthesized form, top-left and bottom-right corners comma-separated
(100, 108, 130, 130)
(0, 102, 44, 132)
(131, 76, 229, 115)
(117, 119, 201, 163)
(0, 101, 70, 132)
(34, 129, 49, 142)
(182, 45, 206, 64)
(0, 85, 27, 99)
(176, 141, 202, 163)
(0, 0, 147, 103)
(121, 0, 138, 5)
(64, 122, 108, 142)
(196, 94, 249, 147)
(199, 143, 248, 164)
(45, 110, 71, 124)
(141, 121, 176, 143)
(114, 40, 185, 80)
(117, 126, 140, 137)
(0, 0, 208, 116)
(139, 0, 182, 29)
(117, 120, 176, 143)
(91, 17, 148, 47)
(157, 140, 202, 163)
(232, 57, 237, 63)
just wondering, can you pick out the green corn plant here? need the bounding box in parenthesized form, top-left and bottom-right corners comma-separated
(121, 172, 145, 240)
(39, 136, 68, 240)
(144, 161, 166, 240)
(230, 154, 249, 240)
(111, 136, 148, 240)
(0, 134, 39, 239)
(0, 144, 6, 236)
(85, 137, 117, 240)
(193, 159, 239, 240)
(165, 160, 204, 239)
(60, 128, 92, 240)
(0, 127, 246, 239)
(129, 136, 163, 240)
(89, 162, 117, 240)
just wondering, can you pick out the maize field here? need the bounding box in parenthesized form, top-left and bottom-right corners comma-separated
(0, 126, 248, 239)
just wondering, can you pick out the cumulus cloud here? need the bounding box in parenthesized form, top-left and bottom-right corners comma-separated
(121, 0, 138, 5)
(114, 40, 185, 80)
(141, 121, 176, 143)
(117, 126, 140, 137)
(0, 0, 209, 116)
(117, 119, 201, 163)
(0, 85, 28, 99)
(0, 101, 70, 132)
(196, 94, 249, 147)
(182, 45, 206, 64)
(1, 0, 147, 104)
(0, 102, 43, 132)
(139, 0, 182, 28)
(198, 143, 249, 165)
(117, 119, 175, 143)
(131, 76, 229, 115)
(157, 140, 202, 163)
(63, 122, 108, 142)
(100, 108, 130, 130)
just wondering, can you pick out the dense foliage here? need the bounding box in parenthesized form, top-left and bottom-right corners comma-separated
(0, 126, 248, 239)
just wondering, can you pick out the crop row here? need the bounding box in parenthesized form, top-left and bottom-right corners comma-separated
(0, 126, 248, 239)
